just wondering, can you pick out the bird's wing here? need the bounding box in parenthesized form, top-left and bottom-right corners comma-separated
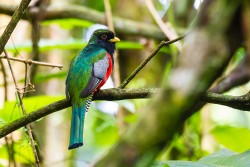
(80, 53, 109, 98)
(65, 61, 73, 101)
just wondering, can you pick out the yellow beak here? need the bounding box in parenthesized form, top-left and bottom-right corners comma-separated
(109, 37, 120, 43)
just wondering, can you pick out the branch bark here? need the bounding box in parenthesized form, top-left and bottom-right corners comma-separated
(0, 3, 165, 40)
(1, 88, 250, 140)
(210, 52, 250, 93)
(204, 91, 250, 111)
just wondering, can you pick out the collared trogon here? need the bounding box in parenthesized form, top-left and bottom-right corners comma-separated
(65, 29, 120, 149)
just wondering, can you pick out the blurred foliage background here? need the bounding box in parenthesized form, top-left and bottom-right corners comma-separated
(0, 0, 250, 167)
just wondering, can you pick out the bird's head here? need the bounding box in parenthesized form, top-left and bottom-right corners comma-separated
(88, 29, 120, 55)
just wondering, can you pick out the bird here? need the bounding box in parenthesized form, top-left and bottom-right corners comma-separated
(65, 29, 120, 149)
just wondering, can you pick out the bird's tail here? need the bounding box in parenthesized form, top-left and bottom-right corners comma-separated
(68, 96, 92, 150)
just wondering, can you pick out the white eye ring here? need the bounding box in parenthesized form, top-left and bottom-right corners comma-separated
(101, 34, 107, 40)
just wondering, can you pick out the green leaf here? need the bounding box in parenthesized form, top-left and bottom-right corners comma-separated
(0, 95, 64, 125)
(42, 19, 93, 29)
(0, 139, 35, 164)
(116, 41, 143, 50)
(5, 39, 87, 52)
(199, 149, 250, 167)
(0, 163, 6, 167)
(232, 47, 245, 65)
(85, 108, 118, 146)
(0, 117, 7, 126)
(198, 149, 235, 165)
(211, 126, 250, 152)
(153, 149, 250, 167)
(153, 160, 211, 167)
(5, 40, 144, 53)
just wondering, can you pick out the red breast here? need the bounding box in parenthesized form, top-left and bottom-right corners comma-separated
(97, 53, 113, 90)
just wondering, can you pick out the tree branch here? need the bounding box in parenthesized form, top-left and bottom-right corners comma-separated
(4, 49, 40, 166)
(145, 0, 182, 51)
(119, 35, 186, 88)
(1, 87, 250, 139)
(204, 91, 250, 111)
(210, 52, 250, 93)
(0, 0, 31, 55)
(0, 55, 63, 69)
(0, 3, 165, 40)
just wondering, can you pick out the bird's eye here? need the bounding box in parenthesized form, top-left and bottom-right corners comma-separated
(100, 34, 107, 40)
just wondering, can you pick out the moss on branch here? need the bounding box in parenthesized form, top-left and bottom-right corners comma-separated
(1, 88, 250, 139)
(204, 91, 250, 111)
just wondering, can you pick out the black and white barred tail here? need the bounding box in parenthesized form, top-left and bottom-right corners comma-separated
(85, 95, 93, 113)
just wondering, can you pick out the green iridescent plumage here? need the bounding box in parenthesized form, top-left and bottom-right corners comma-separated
(66, 29, 120, 149)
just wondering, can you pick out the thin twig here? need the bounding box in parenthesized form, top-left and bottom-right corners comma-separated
(23, 63, 29, 97)
(0, 59, 7, 100)
(119, 35, 186, 88)
(0, 55, 63, 69)
(210, 52, 250, 93)
(104, 0, 121, 86)
(4, 50, 41, 167)
(104, 0, 114, 31)
(145, 0, 182, 51)
(1, 56, 16, 167)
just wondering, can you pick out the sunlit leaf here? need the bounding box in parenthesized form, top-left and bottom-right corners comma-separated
(5, 40, 144, 53)
(0, 96, 64, 125)
(0, 139, 35, 164)
(0, 117, 7, 126)
(211, 126, 250, 152)
(232, 47, 245, 64)
(5, 39, 87, 52)
(0, 163, 6, 167)
(86, 108, 118, 146)
(42, 19, 93, 29)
